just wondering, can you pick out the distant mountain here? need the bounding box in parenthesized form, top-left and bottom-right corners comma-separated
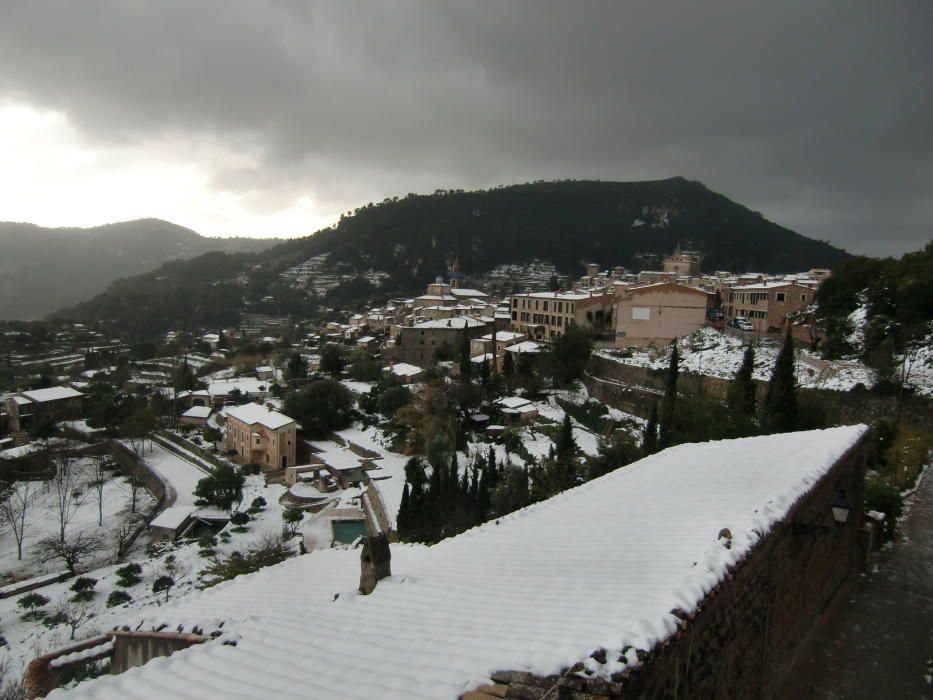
(52, 179, 850, 338)
(0, 219, 279, 319)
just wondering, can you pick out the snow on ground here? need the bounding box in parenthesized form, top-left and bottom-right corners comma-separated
(596, 328, 882, 392)
(0, 458, 156, 581)
(0, 472, 291, 684)
(341, 380, 375, 395)
(54, 426, 867, 700)
(138, 442, 207, 508)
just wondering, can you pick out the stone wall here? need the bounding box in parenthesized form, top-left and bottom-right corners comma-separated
(586, 355, 933, 429)
(482, 435, 867, 700)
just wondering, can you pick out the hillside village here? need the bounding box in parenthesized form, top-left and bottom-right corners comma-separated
(0, 245, 929, 699)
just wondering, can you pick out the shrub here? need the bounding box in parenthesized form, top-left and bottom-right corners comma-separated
(18, 592, 49, 620)
(70, 577, 98, 593)
(115, 563, 143, 587)
(17, 593, 49, 610)
(864, 479, 903, 539)
(152, 575, 175, 601)
(251, 496, 267, 509)
(241, 463, 261, 475)
(42, 611, 67, 629)
(106, 590, 132, 608)
(230, 511, 250, 526)
(198, 536, 217, 549)
(199, 535, 291, 588)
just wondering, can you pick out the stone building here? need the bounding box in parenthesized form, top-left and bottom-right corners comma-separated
(508, 290, 613, 342)
(224, 402, 296, 472)
(662, 249, 702, 276)
(395, 317, 491, 365)
(3, 386, 84, 433)
(614, 282, 712, 347)
(724, 281, 815, 334)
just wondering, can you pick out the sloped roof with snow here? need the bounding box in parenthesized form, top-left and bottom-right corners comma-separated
(56, 426, 865, 700)
(19, 386, 84, 403)
(411, 317, 487, 330)
(223, 403, 294, 430)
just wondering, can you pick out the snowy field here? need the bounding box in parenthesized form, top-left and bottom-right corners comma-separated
(597, 327, 933, 397)
(0, 457, 156, 582)
(0, 473, 293, 686)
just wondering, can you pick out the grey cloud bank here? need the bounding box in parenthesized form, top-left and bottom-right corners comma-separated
(0, 0, 930, 255)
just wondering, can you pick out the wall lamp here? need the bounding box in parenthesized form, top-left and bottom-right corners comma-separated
(793, 489, 852, 537)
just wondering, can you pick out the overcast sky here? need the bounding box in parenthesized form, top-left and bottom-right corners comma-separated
(0, 1, 930, 256)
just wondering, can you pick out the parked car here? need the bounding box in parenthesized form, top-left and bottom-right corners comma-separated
(736, 320, 754, 332)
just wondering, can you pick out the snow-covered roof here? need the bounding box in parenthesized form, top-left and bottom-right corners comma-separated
(514, 290, 603, 301)
(450, 288, 488, 298)
(58, 426, 866, 700)
(470, 352, 495, 363)
(181, 406, 212, 419)
(149, 506, 193, 531)
(505, 341, 545, 354)
(481, 331, 523, 342)
(224, 403, 294, 430)
(735, 282, 808, 291)
(19, 386, 84, 403)
(411, 317, 487, 330)
(357, 336, 376, 343)
(386, 362, 423, 377)
(495, 395, 533, 410)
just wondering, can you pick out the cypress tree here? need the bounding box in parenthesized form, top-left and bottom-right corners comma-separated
(555, 414, 577, 460)
(659, 344, 679, 448)
(643, 402, 659, 455)
(459, 330, 472, 379)
(503, 351, 515, 377)
(728, 345, 757, 415)
(762, 329, 798, 433)
(397, 483, 411, 539)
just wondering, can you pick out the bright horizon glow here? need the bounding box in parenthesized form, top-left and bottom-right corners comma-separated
(0, 101, 339, 238)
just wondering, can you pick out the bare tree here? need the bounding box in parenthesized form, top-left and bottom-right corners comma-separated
(34, 532, 104, 574)
(113, 512, 143, 558)
(122, 408, 157, 513)
(89, 455, 107, 527)
(0, 481, 38, 560)
(49, 438, 88, 543)
(53, 595, 99, 640)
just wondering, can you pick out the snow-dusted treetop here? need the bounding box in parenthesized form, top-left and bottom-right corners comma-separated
(55, 425, 866, 700)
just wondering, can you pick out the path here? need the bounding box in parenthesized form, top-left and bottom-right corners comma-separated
(141, 440, 209, 508)
(779, 471, 933, 699)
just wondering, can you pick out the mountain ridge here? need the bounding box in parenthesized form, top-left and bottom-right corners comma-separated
(48, 178, 850, 338)
(0, 219, 280, 319)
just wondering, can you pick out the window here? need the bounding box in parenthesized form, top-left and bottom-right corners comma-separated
(776, 292, 786, 302)
(511, 312, 517, 321)
(801, 294, 808, 301)
(543, 301, 549, 311)
(551, 315, 556, 325)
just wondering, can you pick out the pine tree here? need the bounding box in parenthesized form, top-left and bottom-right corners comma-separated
(659, 344, 679, 448)
(762, 329, 798, 433)
(643, 402, 659, 455)
(728, 345, 757, 415)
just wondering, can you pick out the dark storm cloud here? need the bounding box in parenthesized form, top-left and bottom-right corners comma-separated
(0, 0, 930, 254)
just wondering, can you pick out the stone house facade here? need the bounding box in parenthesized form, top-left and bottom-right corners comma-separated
(224, 403, 296, 472)
(724, 282, 815, 334)
(614, 282, 712, 347)
(4, 386, 84, 433)
(395, 317, 491, 365)
(509, 290, 613, 342)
